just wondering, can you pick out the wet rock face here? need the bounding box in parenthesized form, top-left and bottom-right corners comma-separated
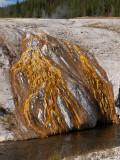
(11, 31, 118, 138)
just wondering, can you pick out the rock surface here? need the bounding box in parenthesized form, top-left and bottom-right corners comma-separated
(11, 30, 117, 139)
(0, 18, 119, 141)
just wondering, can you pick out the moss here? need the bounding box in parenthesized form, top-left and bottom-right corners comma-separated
(49, 153, 61, 160)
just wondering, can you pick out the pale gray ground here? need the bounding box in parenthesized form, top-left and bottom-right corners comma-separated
(0, 18, 120, 147)
(11, 18, 120, 100)
(64, 146, 120, 160)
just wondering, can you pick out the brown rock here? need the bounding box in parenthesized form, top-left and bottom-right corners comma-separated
(11, 30, 118, 139)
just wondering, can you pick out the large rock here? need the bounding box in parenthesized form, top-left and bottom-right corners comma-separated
(11, 31, 118, 139)
(0, 19, 119, 141)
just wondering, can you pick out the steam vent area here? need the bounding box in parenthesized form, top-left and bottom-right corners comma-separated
(0, 19, 120, 141)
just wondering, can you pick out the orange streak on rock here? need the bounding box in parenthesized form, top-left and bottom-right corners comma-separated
(11, 31, 118, 139)
(12, 35, 81, 136)
(73, 44, 117, 122)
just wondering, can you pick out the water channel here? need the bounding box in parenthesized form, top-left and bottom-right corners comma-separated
(0, 124, 120, 160)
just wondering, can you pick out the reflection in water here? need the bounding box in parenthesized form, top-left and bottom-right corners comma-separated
(0, 124, 120, 160)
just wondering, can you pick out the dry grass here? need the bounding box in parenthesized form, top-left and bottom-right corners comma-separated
(5, 114, 15, 131)
(0, 105, 6, 115)
(0, 105, 4, 110)
(0, 110, 15, 131)
(82, 23, 120, 34)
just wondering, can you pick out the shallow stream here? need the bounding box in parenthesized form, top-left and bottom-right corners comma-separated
(0, 124, 120, 160)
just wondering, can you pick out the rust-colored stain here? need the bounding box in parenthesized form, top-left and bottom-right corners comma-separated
(11, 31, 118, 139)
(73, 45, 116, 122)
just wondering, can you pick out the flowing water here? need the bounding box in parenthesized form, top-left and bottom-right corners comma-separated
(0, 124, 120, 160)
